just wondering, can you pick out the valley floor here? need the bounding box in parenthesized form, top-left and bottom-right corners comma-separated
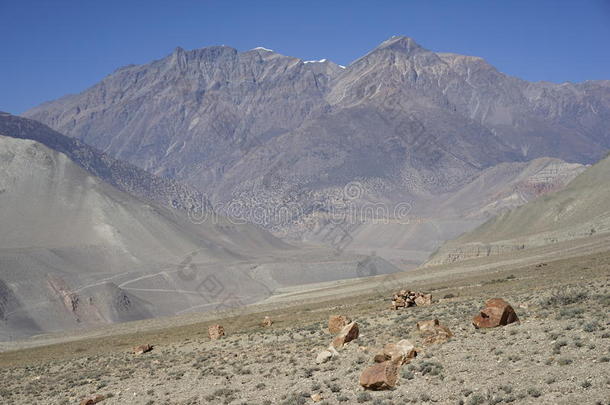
(1, 236, 609, 405)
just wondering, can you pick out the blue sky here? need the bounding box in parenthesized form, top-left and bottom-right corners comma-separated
(1, 0, 609, 114)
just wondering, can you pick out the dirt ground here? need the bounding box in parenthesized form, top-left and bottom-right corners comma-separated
(0, 241, 609, 404)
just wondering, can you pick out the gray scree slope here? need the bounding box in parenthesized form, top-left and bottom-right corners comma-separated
(0, 114, 399, 340)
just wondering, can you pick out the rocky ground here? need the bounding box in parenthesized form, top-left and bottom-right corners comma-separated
(0, 248, 609, 404)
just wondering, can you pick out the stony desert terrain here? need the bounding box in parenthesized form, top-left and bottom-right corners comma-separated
(1, 235, 609, 405)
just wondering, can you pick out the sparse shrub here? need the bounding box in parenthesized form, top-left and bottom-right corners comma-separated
(466, 394, 484, 405)
(581, 380, 592, 388)
(558, 357, 573, 366)
(328, 383, 341, 393)
(401, 369, 414, 380)
(583, 321, 599, 332)
(553, 339, 567, 354)
(357, 392, 372, 403)
(279, 393, 307, 405)
(541, 289, 588, 308)
(417, 360, 443, 377)
(527, 388, 541, 398)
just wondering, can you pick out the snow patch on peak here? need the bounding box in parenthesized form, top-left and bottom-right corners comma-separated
(252, 46, 274, 52)
(304, 59, 328, 64)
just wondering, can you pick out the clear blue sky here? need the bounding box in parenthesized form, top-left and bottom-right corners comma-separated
(1, 0, 609, 114)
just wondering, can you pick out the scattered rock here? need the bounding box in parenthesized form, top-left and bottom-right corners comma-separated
(416, 318, 453, 344)
(473, 298, 519, 328)
(261, 316, 273, 327)
(384, 339, 417, 364)
(328, 315, 351, 334)
(208, 324, 225, 339)
(374, 340, 417, 364)
(391, 297, 407, 310)
(80, 395, 105, 405)
(316, 350, 333, 364)
(391, 290, 432, 309)
(133, 344, 153, 355)
(332, 322, 359, 348)
(416, 319, 440, 332)
(414, 294, 432, 306)
(311, 393, 323, 402)
(359, 359, 400, 390)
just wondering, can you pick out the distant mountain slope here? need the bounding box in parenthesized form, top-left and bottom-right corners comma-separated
(426, 153, 610, 265)
(0, 112, 206, 213)
(0, 114, 400, 340)
(295, 157, 585, 268)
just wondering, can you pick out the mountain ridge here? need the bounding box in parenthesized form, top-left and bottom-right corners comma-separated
(426, 152, 610, 266)
(22, 36, 609, 263)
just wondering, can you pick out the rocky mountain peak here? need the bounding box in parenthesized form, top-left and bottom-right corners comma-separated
(375, 36, 424, 54)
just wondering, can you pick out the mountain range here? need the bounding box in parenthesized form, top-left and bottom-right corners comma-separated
(23, 36, 607, 265)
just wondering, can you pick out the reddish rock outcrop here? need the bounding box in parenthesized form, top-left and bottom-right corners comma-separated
(417, 319, 453, 345)
(359, 359, 400, 390)
(328, 315, 351, 334)
(80, 395, 105, 405)
(375, 339, 416, 364)
(332, 322, 359, 348)
(416, 319, 440, 332)
(391, 290, 432, 309)
(208, 324, 225, 339)
(414, 294, 432, 306)
(472, 298, 519, 328)
(133, 344, 153, 355)
(261, 316, 273, 327)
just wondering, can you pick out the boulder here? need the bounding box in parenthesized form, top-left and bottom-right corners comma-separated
(391, 297, 406, 310)
(311, 393, 323, 402)
(416, 319, 440, 332)
(261, 316, 273, 327)
(423, 325, 453, 345)
(416, 319, 453, 344)
(374, 340, 416, 364)
(133, 344, 153, 355)
(332, 322, 359, 348)
(328, 315, 351, 334)
(359, 360, 400, 390)
(414, 294, 432, 306)
(384, 340, 416, 364)
(390, 290, 432, 309)
(80, 395, 105, 405)
(473, 298, 519, 328)
(208, 324, 225, 339)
